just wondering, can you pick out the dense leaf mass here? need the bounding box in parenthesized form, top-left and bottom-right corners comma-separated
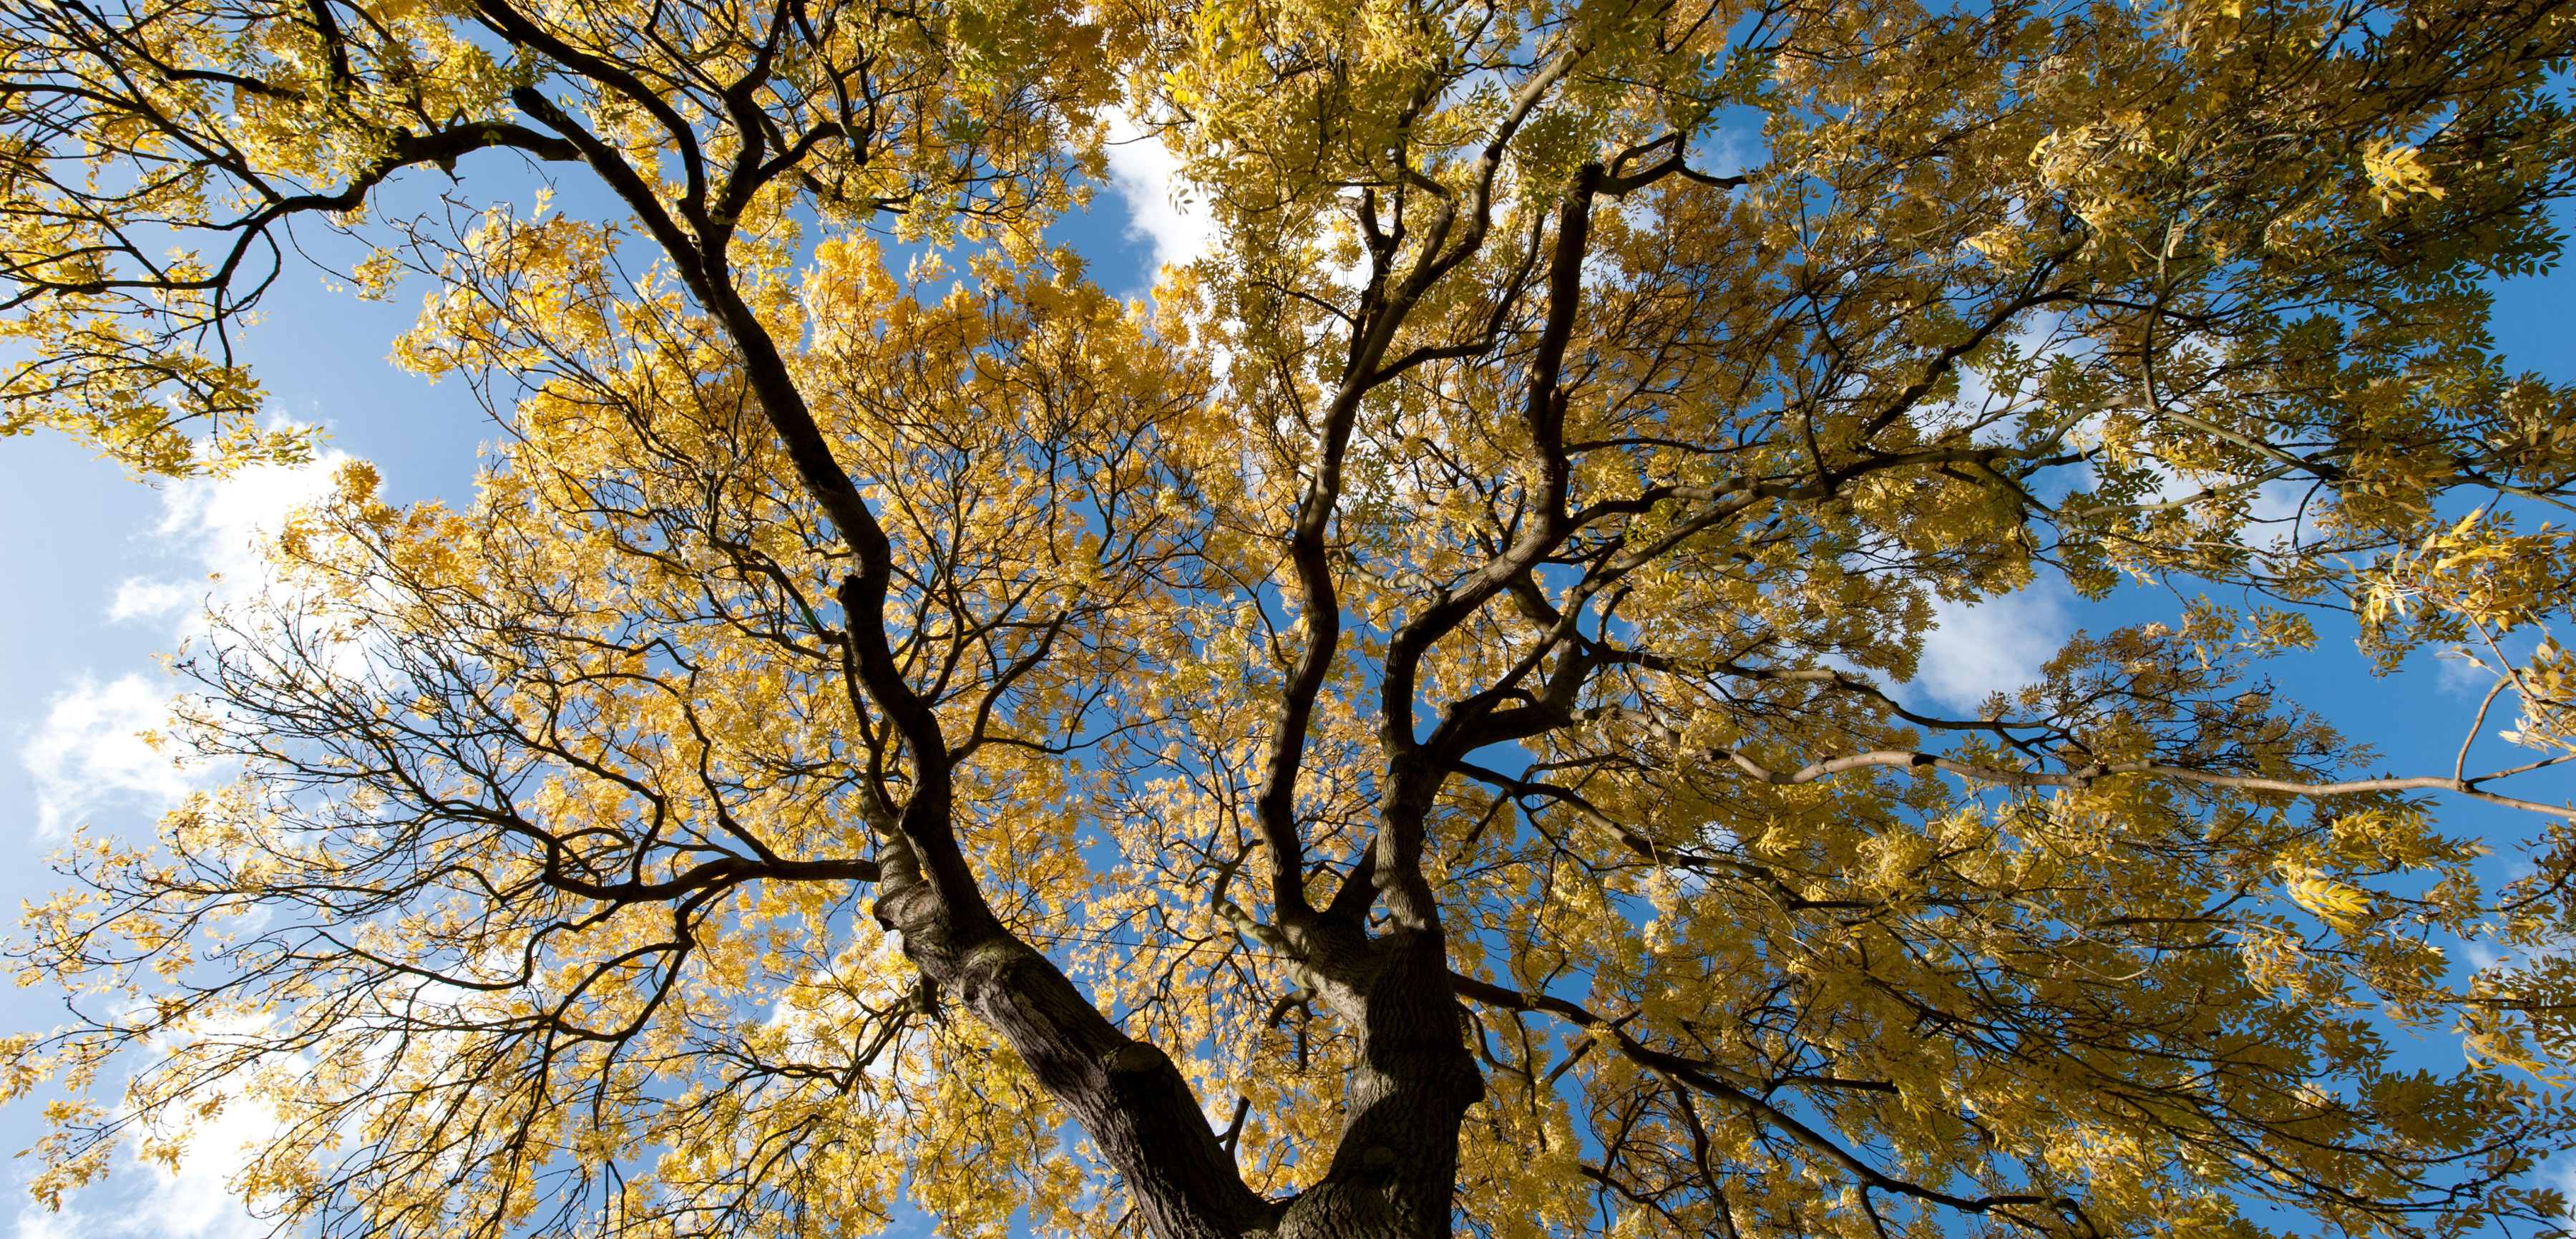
(8, 0, 2576, 1236)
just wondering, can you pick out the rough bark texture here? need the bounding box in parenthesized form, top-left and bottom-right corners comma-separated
(871, 836, 1287, 1239)
(871, 813, 1485, 1239)
(1272, 928, 1483, 1239)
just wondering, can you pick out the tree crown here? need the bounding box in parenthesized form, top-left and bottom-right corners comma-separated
(9, 0, 2576, 1236)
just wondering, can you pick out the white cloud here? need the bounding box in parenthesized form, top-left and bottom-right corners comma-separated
(144, 455, 348, 616)
(2245, 477, 2306, 526)
(1911, 583, 2072, 713)
(2427, 631, 2545, 700)
(1946, 314, 2070, 418)
(1101, 112, 1217, 285)
(2436, 648, 2499, 697)
(2549, 1157, 2576, 1223)
(105, 578, 192, 626)
(27, 453, 347, 838)
(13, 1019, 296, 1239)
(20, 673, 196, 837)
(12, 1112, 275, 1239)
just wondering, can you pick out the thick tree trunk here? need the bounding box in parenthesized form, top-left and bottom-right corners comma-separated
(872, 833, 1480, 1239)
(872, 845, 1282, 1239)
(1272, 925, 1484, 1239)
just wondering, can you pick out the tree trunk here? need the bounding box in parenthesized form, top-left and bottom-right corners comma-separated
(873, 832, 1480, 1239)
(1272, 925, 1484, 1239)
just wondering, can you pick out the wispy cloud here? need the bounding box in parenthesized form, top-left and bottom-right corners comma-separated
(26, 454, 349, 838)
(12, 1107, 275, 1239)
(104, 578, 192, 626)
(1911, 583, 2073, 714)
(20, 673, 194, 838)
(115, 454, 349, 638)
(12, 1019, 296, 1239)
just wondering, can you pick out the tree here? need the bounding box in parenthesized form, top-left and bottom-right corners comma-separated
(9, 0, 2576, 1234)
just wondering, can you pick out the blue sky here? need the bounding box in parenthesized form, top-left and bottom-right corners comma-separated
(0, 132, 2572, 1236)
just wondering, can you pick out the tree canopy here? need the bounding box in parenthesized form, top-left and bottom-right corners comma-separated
(9, 0, 2576, 1235)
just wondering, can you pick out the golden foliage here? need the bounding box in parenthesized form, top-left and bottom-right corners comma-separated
(7, 0, 2576, 1235)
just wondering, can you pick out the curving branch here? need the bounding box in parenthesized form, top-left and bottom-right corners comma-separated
(1704, 745, 2576, 820)
(1452, 974, 2091, 1236)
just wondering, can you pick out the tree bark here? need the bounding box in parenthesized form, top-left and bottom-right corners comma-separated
(874, 823, 1483, 1239)
(870, 835, 1286, 1239)
(1271, 925, 1483, 1239)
